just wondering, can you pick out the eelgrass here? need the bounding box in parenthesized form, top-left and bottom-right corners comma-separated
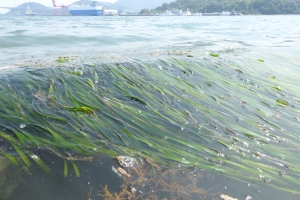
(0, 50, 300, 194)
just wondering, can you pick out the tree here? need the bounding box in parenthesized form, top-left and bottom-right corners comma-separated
(154, 0, 300, 15)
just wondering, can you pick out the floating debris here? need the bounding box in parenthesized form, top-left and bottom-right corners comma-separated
(55, 56, 70, 63)
(209, 52, 219, 57)
(257, 58, 264, 62)
(246, 195, 252, 200)
(220, 194, 238, 200)
(111, 166, 122, 177)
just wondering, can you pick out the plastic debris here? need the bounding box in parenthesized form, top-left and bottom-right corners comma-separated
(130, 187, 136, 193)
(246, 195, 252, 200)
(111, 166, 122, 177)
(220, 194, 238, 200)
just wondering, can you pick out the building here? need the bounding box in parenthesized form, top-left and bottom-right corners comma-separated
(171, 10, 182, 16)
(104, 9, 118, 16)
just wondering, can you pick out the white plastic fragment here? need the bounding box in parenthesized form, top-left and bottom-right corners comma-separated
(246, 195, 252, 200)
(220, 194, 238, 200)
(111, 166, 122, 177)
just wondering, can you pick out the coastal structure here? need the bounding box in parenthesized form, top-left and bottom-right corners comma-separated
(183, 8, 192, 16)
(171, 9, 182, 16)
(160, 10, 183, 16)
(52, 0, 68, 15)
(104, 9, 118, 16)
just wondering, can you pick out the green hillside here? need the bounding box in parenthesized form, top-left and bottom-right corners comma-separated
(155, 0, 300, 15)
(115, 0, 174, 11)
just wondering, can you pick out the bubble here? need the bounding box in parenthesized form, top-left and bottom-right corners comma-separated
(257, 168, 263, 172)
(279, 171, 285, 177)
(117, 156, 136, 168)
(264, 177, 271, 183)
(19, 124, 26, 128)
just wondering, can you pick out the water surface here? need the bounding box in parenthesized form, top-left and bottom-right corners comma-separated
(1, 15, 300, 200)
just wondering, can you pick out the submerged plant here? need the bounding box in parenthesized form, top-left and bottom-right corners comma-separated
(0, 50, 300, 195)
(99, 158, 218, 199)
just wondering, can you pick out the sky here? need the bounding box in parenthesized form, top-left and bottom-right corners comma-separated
(0, 0, 117, 13)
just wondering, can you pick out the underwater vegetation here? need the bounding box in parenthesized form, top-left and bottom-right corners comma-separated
(99, 157, 219, 200)
(0, 49, 300, 197)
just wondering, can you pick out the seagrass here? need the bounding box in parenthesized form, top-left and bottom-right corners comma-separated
(0, 50, 299, 194)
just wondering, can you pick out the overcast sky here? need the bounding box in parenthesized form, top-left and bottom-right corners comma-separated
(0, 0, 117, 14)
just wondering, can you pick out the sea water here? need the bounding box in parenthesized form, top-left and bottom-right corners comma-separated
(1, 15, 300, 200)
(1, 15, 299, 62)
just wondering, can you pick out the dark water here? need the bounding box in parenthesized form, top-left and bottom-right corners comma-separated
(1, 15, 300, 200)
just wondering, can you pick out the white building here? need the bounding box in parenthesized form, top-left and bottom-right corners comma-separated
(104, 9, 118, 16)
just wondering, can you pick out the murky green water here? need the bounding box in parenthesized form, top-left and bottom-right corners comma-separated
(1, 15, 300, 200)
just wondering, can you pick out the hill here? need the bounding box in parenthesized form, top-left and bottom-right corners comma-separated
(7, 2, 52, 16)
(115, 0, 174, 11)
(155, 0, 300, 15)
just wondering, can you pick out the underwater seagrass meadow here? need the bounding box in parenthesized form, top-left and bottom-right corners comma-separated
(1, 47, 300, 200)
(1, 15, 300, 200)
